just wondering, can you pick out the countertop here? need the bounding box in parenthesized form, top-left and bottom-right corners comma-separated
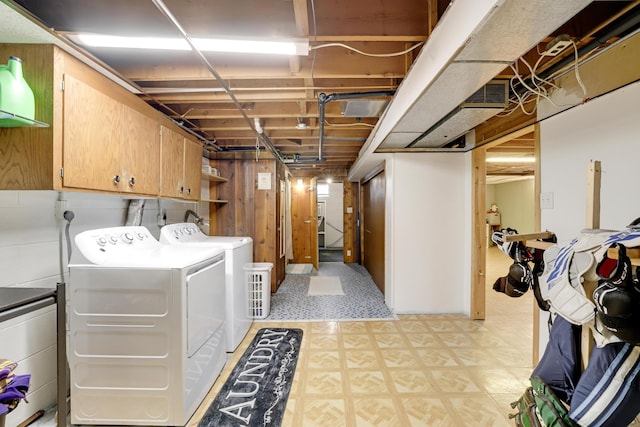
(0, 287, 56, 321)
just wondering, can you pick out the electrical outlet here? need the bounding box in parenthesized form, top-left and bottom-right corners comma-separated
(541, 192, 554, 209)
(347, 249, 352, 257)
(55, 200, 69, 219)
(544, 34, 572, 57)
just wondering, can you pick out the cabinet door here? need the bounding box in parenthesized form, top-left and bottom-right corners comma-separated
(182, 138, 202, 200)
(160, 125, 185, 198)
(62, 74, 122, 192)
(121, 106, 160, 195)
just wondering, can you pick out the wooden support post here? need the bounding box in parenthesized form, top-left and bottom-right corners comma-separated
(585, 161, 601, 229)
(582, 160, 601, 370)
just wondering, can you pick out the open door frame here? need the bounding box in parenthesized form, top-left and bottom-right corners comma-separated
(310, 177, 319, 270)
(470, 123, 540, 362)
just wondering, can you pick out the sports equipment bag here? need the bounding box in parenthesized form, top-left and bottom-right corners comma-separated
(510, 376, 577, 427)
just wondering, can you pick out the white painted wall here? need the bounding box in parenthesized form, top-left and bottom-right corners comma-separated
(386, 153, 468, 314)
(486, 184, 496, 211)
(493, 178, 536, 233)
(0, 180, 210, 427)
(537, 80, 640, 357)
(318, 182, 344, 248)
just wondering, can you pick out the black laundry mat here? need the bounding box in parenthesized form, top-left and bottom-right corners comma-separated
(198, 328, 303, 427)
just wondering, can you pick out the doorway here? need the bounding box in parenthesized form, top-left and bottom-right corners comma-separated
(478, 124, 540, 361)
(317, 181, 344, 262)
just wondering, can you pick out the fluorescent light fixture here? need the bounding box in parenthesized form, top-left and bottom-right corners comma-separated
(70, 33, 309, 56)
(486, 156, 535, 163)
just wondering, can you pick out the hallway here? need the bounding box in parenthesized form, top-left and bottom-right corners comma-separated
(266, 262, 395, 321)
(187, 246, 537, 426)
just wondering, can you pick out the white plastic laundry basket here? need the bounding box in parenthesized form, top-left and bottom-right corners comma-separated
(244, 262, 273, 319)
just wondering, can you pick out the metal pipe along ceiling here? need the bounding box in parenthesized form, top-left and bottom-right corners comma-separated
(151, 0, 285, 163)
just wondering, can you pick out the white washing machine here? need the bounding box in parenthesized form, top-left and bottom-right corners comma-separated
(160, 223, 253, 352)
(68, 226, 227, 426)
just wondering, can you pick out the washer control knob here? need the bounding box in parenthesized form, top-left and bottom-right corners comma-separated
(97, 237, 107, 246)
(109, 235, 118, 244)
(122, 233, 134, 244)
(136, 232, 146, 240)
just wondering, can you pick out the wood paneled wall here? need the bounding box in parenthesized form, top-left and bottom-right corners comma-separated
(343, 182, 359, 263)
(362, 170, 386, 294)
(208, 155, 286, 291)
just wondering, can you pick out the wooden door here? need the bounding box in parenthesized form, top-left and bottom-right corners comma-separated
(362, 170, 385, 294)
(62, 74, 122, 192)
(291, 177, 318, 268)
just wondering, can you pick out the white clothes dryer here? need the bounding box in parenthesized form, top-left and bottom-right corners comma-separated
(160, 223, 253, 352)
(69, 226, 226, 426)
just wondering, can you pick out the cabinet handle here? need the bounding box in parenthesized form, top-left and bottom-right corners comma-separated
(186, 188, 191, 195)
(129, 177, 136, 186)
(180, 186, 184, 193)
(113, 175, 120, 184)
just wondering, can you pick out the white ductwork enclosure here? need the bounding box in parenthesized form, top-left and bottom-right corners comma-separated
(349, 0, 592, 179)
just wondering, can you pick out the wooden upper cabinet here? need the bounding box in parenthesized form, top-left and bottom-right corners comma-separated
(160, 125, 185, 199)
(62, 74, 160, 195)
(121, 106, 160, 195)
(0, 43, 191, 199)
(160, 125, 202, 200)
(62, 74, 123, 192)
(183, 138, 202, 200)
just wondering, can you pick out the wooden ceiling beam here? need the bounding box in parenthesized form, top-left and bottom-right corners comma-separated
(207, 129, 371, 138)
(192, 117, 377, 128)
(310, 35, 427, 42)
(138, 81, 397, 94)
(160, 102, 377, 119)
(119, 47, 412, 81)
(486, 146, 535, 153)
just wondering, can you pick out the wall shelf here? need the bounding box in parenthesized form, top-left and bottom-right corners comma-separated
(202, 172, 227, 183)
(202, 198, 229, 204)
(0, 109, 49, 127)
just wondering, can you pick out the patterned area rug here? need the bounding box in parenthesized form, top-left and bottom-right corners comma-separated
(198, 328, 303, 427)
(286, 263, 313, 274)
(267, 263, 395, 320)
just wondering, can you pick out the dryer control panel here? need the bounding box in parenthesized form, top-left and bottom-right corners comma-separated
(163, 223, 203, 240)
(74, 226, 158, 264)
